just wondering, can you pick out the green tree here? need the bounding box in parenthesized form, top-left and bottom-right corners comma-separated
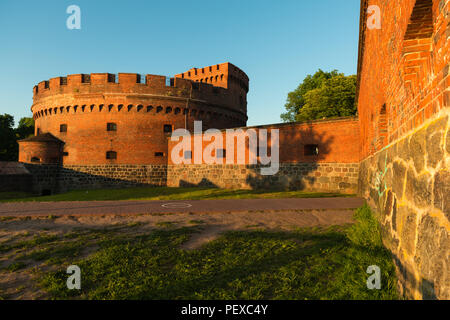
(16, 117, 35, 140)
(0, 115, 34, 161)
(0, 114, 17, 161)
(281, 70, 357, 122)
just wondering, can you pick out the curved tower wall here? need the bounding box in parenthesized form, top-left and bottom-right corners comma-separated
(30, 64, 248, 165)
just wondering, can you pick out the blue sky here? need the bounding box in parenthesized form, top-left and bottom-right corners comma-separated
(0, 0, 360, 127)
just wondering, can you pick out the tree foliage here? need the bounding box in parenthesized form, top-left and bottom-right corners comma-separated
(0, 114, 34, 161)
(281, 69, 357, 122)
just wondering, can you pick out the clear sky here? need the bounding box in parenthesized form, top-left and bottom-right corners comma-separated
(0, 0, 360, 127)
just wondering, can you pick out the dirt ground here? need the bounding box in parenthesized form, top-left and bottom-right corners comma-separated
(0, 209, 355, 299)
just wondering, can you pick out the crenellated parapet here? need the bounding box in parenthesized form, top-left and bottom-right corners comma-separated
(32, 65, 248, 120)
(24, 63, 249, 166)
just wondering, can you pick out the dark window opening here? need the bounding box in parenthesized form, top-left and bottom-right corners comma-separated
(36, 128, 40, 135)
(107, 123, 117, 132)
(60, 124, 67, 133)
(304, 144, 319, 156)
(107, 73, 116, 83)
(106, 151, 117, 160)
(81, 74, 91, 83)
(155, 152, 164, 157)
(163, 124, 173, 134)
(63, 152, 69, 156)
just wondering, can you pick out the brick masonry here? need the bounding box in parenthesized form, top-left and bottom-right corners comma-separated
(24, 162, 359, 195)
(24, 164, 167, 194)
(167, 163, 359, 193)
(357, 0, 449, 299)
(358, 111, 449, 299)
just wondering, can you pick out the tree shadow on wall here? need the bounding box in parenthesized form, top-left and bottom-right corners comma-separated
(245, 122, 335, 191)
(391, 252, 438, 300)
(178, 178, 218, 188)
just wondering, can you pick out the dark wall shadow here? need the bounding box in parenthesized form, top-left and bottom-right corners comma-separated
(23, 163, 168, 196)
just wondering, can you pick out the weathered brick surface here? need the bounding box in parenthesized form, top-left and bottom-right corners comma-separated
(357, 0, 449, 299)
(168, 117, 360, 164)
(24, 164, 167, 194)
(22, 63, 248, 165)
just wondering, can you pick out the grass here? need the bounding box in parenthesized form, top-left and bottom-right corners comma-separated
(2, 205, 397, 300)
(0, 187, 354, 203)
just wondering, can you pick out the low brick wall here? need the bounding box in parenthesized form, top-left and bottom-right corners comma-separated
(22, 162, 359, 195)
(0, 162, 33, 192)
(0, 174, 33, 192)
(358, 112, 449, 300)
(24, 164, 167, 194)
(167, 163, 359, 193)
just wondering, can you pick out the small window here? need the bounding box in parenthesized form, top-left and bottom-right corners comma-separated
(163, 124, 173, 134)
(304, 144, 319, 156)
(154, 152, 164, 157)
(184, 150, 192, 159)
(30, 157, 40, 163)
(60, 124, 67, 133)
(216, 149, 226, 158)
(106, 151, 117, 160)
(63, 152, 69, 156)
(107, 123, 117, 132)
(36, 128, 40, 135)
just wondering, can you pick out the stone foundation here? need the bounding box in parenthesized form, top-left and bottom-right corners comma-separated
(167, 163, 359, 193)
(24, 164, 167, 194)
(23, 162, 359, 195)
(358, 112, 449, 300)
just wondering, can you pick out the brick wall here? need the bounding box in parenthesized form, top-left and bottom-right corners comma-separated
(24, 164, 167, 194)
(167, 163, 359, 193)
(25, 63, 248, 166)
(357, 0, 449, 299)
(166, 118, 360, 193)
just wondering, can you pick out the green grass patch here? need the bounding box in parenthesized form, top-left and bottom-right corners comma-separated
(0, 187, 354, 203)
(36, 205, 398, 300)
(6, 261, 27, 272)
(155, 221, 176, 228)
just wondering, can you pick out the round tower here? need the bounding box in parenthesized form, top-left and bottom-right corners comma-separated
(23, 63, 249, 165)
